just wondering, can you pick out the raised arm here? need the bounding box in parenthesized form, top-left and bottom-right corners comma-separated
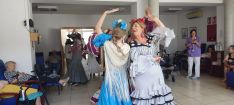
(145, 8, 165, 28)
(95, 8, 120, 34)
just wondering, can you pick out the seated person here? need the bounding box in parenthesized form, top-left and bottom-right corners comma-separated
(201, 47, 214, 58)
(4, 61, 69, 86)
(224, 45, 234, 80)
(0, 80, 42, 105)
(4, 61, 33, 84)
(46, 50, 61, 74)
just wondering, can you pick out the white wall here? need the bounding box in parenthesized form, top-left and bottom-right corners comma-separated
(33, 13, 179, 56)
(33, 13, 132, 58)
(33, 6, 218, 59)
(160, 15, 178, 54)
(177, 7, 217, 50)
(0, 0, 34, 74)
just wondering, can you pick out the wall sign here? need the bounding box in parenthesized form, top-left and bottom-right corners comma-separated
(207, 16, 217, 42)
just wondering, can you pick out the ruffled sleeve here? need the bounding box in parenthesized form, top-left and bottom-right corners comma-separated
(130, 48, 155, 78)
(92, 33, 112, 47)
(87, 34, 100, 57)
(149, 27, 175, 47)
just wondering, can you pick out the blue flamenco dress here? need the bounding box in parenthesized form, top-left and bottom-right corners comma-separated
(93, 33, 132, 105)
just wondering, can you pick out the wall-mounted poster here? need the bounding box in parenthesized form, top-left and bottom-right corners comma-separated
(207, 16, 217, 42)
(181, 28, 188, 39)
(207, 25, 217, 42)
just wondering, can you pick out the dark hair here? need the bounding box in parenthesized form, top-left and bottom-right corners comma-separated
(190, 29, 197, 37)
(105, 29, 112, 34)
(230, 45, 234, 49)
(65, 39, 73, 45)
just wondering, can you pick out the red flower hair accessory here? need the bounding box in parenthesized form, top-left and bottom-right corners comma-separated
(130, 18, 145, 25)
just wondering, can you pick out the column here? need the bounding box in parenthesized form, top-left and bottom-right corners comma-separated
(148, 0, 159, 17)
(216, 5, 224, 49)
(136, 0, 148, 18)
(224, 0, 234, 48)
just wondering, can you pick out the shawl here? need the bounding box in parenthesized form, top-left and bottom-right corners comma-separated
(104, 41, 130, 67)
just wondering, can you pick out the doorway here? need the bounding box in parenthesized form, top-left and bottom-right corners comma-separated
(60, 27, 94, 74)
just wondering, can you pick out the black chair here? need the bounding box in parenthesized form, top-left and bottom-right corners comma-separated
(34, 64, 62, 95)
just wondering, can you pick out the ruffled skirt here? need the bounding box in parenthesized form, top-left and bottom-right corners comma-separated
(131, 64, 176, 105)
(98, 82, 132, 105)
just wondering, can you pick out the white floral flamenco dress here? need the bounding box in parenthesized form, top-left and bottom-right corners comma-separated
(129, 27, 176, 105)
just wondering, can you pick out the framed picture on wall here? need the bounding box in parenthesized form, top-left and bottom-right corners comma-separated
(181, 28, 188, 39)
(207, 17, 211, 25)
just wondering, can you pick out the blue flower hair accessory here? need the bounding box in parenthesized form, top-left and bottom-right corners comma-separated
(92, 33, 112, 47)
(112, 19, 128, 30)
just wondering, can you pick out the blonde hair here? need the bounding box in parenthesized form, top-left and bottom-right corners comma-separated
(130, 22, 146, 40)
(131, 21, 146, 31)
(111, 27, 127, 55)
(5, 61, 16, 68)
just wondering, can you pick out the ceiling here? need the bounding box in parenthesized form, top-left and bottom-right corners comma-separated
(32, 3, 131, 15)
(31, 0, 136, 5)
(33, 3, 209, 15)
(159, 6, 205, 14)
(32, 0, 220, 15)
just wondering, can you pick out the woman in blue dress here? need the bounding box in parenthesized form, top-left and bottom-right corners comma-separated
(93, 8, 132, 105)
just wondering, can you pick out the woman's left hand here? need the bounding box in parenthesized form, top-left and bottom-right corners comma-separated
(145, 8, 155, 21)
(145, 8, 165, 27)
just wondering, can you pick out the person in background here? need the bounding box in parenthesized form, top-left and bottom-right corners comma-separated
(223, 45, 234, 81)
(4, 61, 69, 86)
(185, 29, 201, 80)
(69, 33, 88, 86)
(4, 61, 32, 84)
(46, 50, 61, 74)
(201, 47, 214, 59)
(64, 39, 73, 77)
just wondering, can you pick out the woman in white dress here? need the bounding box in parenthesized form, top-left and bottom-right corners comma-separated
(129, 8, 176, 105)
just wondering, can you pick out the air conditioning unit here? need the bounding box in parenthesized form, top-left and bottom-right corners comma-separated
(186, 10, 203, 19)
(37, 6, 58, 12)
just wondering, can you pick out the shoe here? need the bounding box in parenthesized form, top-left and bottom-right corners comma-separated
(71, 83, 79, 86)
(191, 77, 200, 80)
(186, 76, 192, 79)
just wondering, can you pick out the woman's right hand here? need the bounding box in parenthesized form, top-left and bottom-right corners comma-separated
(154, 56, 162, 62)
(104, 8, 119, 14)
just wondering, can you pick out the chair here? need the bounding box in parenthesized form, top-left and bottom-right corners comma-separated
(0, 93, 19, 105)
(48, 51, 62, 75)
(209, 51, 224, 77)
(34, 64, 62, 95)
(36, 52, 45, 67)
(0, 59, 6, 80)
